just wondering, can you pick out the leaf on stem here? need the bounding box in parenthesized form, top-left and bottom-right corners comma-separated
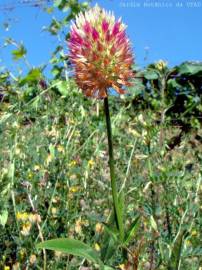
(124, 215, 140, 245)
(37, 238, 103, 268)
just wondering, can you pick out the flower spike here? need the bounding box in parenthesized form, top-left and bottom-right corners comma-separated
(68, 5, 134, 98)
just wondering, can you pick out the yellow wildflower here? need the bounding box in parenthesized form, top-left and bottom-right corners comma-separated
(28, 172, 33, 179)
(4, 266, 10, 270)
(47, 126, 59, 138)
(57, 145, 65, 153)
(20, 222, 32, 236)
(29, 254, 37, 265)
(191, 230, 197, 237)
(95, 223, 103, 233)
(16, 212, 22, 220)
(68, 160, 77, 167)
(185, 240, 191, 247)
(16, 212, 29, 222)
(75, 218, 82, 234)
(94, 243, 100, 251)
(118, 264, 126, 270)
(69, 119, 75, 125)
(46, 154, 53, 166)
(155, 60, 167, 70)
(88, 159, 95, 168)
(19, 248, 26, 259)
(69, 186, 80, 193)
(51, 208, 57, 217)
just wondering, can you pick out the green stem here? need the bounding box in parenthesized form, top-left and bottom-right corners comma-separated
(104, 97, 124, 242)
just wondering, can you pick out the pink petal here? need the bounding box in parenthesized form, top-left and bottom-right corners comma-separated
(112, 21, 121, 37)
(110, 45, 116, 55)
(70, 30, 83, 45)
(118, 30, 126, 39)
(106, 30, 112, 42)
(102, 19, 109, 33)
(97, 41, 103, 51)
(83, 40, 91, 49)
(83, 22, 91, 34)
(92, 28, 99, 41)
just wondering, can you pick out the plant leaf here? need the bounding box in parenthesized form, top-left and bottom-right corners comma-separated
(36, 238, 103, 267)
(56, 81, 69, 97)
(118, 190, 125, 242)
(124, 215, 140, 245)
(150, 215, 158, 232)
(12, 45, 27, 60)
(101, 212, 119, 262)
(19, 69, 42, 86)
(143, 69, 159, 80)
(0, 210, 8, 227)
(101, 234, 118, 263)
(177, 62, 202, 77)
(102, 222, 119, 241)
(168, 230, 185, 270)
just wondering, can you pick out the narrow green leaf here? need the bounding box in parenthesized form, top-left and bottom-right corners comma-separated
(158, 239, 170, 263)
(124, 215, 140, 245)
(102, 222, 119, 241)
(49, 144, 55, 159)
(37, 238, 103, 267)
(101, 212, 119, 262)
(150, 215, 158, 232)
(101, 235, 118, 263)
(118, 190, 125, 242)
(168, 230, 185, 270)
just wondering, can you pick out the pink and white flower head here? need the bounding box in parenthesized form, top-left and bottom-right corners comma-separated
(68, 4, 134, 99)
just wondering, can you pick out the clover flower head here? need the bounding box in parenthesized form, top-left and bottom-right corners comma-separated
(68, 5, 134, 98)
